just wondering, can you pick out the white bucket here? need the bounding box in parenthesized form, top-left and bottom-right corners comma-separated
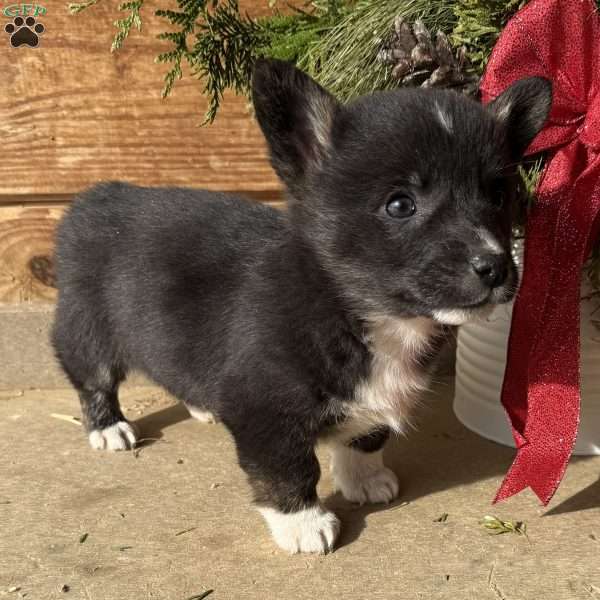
(454, 263, 600, 456)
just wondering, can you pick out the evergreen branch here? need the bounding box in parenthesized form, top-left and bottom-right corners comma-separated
(519, 158, 544, 206)
(262, 9, 341, 63)
(70, 1, 350, 121)
(191, 0, 267, 124)
(451, 0, 526, 72)
(68, 0, 101, 14)
(154, 1, 343, 122)
(299, 0, 456, 101)
(326, 0, 341, 17)
(155, 1, 206, 98)
(112, 0, 146, 52)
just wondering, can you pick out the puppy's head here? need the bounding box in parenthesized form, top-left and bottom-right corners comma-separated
(252, 59, 552, 324)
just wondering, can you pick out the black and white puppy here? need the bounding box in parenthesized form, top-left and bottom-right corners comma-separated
(52, 59, 551, 554)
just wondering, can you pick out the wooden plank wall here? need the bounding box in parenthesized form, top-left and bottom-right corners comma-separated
(0, 0, 284, 303)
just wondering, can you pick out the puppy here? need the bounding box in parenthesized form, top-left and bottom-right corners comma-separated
(52, 59, 551, 554)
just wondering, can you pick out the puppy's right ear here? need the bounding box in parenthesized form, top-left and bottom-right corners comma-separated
(252, 58, 340, 192)
(487, 77, 552, 158)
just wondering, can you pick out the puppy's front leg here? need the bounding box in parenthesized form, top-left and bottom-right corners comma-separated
(230, 416, 340, 554)
(330, 427, 400, 505)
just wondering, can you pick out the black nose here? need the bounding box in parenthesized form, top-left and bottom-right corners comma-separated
(470, 253, 509, 288)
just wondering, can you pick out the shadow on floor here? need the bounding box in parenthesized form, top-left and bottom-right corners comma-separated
(544, 472, 600, 517)
(133, 402, 191, 443)
(129, 378, 599, 548)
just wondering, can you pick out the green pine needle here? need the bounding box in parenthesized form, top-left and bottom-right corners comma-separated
(191, 0, 266, 124)
(186, 592, 214, 600)
(111, 1, 145, 52)
(155, 1, 206, 100)
(298, 0, 456, 102)
(154, 1, 345, 123)
(68, 0, 101, 14)
(480, 515, 527, 536)
(451, 0, 526, 73)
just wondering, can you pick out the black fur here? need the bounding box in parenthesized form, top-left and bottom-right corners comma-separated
(350, 427, 390, 453)
(52, 60, 551, 529)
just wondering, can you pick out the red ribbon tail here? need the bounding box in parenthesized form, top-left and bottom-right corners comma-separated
(493, 452, 530, 504)
(493, 440, 569, 506)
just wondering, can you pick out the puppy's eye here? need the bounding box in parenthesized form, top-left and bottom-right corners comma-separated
(385, 193, 416, 219)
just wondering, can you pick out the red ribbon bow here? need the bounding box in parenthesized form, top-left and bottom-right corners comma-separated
(481, 0, 600, 505)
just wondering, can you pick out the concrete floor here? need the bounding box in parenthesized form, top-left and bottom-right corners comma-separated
(1, 378, 600, 600)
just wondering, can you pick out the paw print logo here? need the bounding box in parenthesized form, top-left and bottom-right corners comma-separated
(4, 16, 45, 48)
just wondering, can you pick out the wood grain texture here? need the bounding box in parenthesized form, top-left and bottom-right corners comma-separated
(0, 204, 60, 302)
(0, 0, 283, 200)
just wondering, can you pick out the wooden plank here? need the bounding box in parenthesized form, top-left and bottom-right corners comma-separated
(0, 204, 60, 302)
(0, 196, 286, 304)
(0, 0, 283, 200)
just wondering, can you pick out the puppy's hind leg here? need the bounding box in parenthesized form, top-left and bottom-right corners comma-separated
(52, 315, 137, 451)
(329, 427, 399, 505)
(80, 370, 138, 451)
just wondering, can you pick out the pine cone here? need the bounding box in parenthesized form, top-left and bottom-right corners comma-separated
(377, 17, 480, 96)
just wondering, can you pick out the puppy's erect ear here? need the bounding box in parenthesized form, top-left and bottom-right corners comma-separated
(252, 58, 340, 190)
(487, 77, 552, 157)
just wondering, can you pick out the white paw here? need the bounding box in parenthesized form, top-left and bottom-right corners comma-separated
(258, 505, 341, 554)
(330, 446, 399, 505)
(187, 406, 219, 424)
(88, 421, 138, 451)
(339, 466, 400, 504)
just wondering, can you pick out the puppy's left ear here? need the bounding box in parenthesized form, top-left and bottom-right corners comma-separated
(252, 58, 340, 192)
(487, 76, 552, 157)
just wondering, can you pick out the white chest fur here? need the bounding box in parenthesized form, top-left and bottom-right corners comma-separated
(339, 315, 439, 439)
